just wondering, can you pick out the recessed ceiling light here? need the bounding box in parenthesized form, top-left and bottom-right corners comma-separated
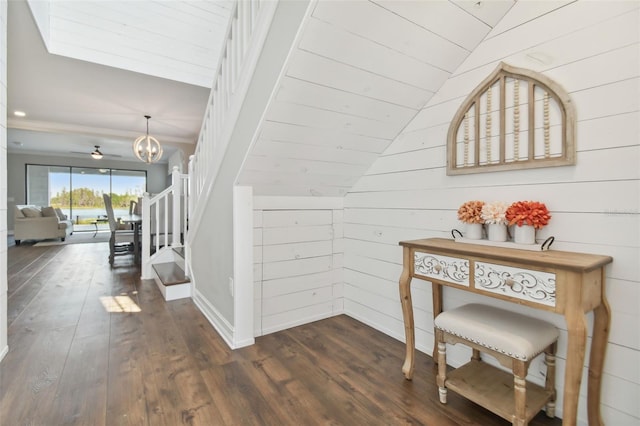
(14, 111, 26, 117)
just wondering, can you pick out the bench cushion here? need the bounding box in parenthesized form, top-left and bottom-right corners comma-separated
(434, 303, 558, 361)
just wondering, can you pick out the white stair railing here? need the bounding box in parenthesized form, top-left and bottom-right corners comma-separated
(188, 0, 278, 237)
(141, 166, 189, 279)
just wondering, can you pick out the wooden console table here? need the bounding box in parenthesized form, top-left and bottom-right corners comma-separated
(398, 238, 612, 426)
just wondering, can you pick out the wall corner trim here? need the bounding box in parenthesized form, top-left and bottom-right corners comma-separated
(233, 185, 255, 347)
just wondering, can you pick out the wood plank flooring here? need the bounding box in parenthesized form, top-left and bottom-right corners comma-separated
(1, 241, 563, 425)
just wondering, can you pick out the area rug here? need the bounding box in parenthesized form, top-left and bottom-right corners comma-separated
(33, 231, 110, 246)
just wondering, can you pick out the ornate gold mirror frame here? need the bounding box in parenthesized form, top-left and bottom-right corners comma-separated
(447, 62, 576, 175)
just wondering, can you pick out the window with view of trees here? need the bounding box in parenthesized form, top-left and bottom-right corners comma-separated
(26, 165, 146, 225)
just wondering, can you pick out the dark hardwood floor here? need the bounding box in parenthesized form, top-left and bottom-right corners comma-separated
(1, 241, 562, 425)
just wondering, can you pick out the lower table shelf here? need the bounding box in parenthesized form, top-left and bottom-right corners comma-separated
(445, 360, 554, 423)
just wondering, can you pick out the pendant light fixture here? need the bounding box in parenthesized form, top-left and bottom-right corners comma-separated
(133, 115, 163, 164)
(91, 145, 103, 160)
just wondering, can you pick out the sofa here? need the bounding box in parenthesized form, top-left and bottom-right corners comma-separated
(14, 205, 74, 245)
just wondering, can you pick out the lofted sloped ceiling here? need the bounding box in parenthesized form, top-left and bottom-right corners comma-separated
(27, 0, 233, 88)
(237, 0, 515, 196)
(7, 0, 232, 163)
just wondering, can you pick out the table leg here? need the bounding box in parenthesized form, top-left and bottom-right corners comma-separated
(134, 223, 141, 264)
(431, 284, 443, 361)
(563, 307, 588, 426)
(588, 284, 611, 426)
(399, 247, 414, 380)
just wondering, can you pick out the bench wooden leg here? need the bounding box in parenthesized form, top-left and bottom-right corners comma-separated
(436, 330, 448, 404)
(471, 348, 481, 362)
(544, 342, 557, 418)
(513, 361, 528, 426)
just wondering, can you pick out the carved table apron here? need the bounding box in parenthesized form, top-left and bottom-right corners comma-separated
(398, 238, 612, 426)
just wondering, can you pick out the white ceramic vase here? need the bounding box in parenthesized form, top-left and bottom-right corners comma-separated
(466, 223, 483, 240)
(487, 223, 508, 242)
(514, 225, 536, 244)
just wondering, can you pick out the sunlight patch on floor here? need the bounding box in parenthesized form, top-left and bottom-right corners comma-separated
(99, 295, 141, 313)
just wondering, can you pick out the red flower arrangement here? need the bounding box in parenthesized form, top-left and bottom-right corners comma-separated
(457, 200, 485, 224)
(505, 201, 551, 229)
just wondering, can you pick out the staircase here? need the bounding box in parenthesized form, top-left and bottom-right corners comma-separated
(139, 0, 277, 350)
(152, 247, 190, 301)
(141, 166, 191, 301)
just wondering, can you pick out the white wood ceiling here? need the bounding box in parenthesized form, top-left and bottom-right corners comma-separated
(28, 0, 233, 88)
(7, 0, 231, 163)
(238, 0, 515, 196)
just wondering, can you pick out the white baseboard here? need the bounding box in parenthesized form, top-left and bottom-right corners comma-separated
(192, 288, 236, 349)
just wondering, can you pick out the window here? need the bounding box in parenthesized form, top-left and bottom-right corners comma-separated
(26, 165, 147, 225)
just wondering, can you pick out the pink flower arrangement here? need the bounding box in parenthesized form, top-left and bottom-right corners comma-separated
(457, 200, 485, 224)
(505, 201, 551, 229)
(481, 201, 508, 225)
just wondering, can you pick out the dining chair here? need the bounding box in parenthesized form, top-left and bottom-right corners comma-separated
(103, 194, 137, 266)
(126, 200, 139, 231)
(128, 200, 137, 215)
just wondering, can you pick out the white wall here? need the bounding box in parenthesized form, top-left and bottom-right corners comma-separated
(253, 196, 343, 336)
(0, 0, 8, 361)
(342, 2, 639, 425)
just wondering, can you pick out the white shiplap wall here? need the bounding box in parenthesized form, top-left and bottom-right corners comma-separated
(237, 0, 515, 197)
(0, 0, 7, 361)
(343, 2, 639, 425)
(253, 197, 343, 336)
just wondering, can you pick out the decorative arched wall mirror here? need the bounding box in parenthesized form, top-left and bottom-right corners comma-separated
(447, 62, 576, 175)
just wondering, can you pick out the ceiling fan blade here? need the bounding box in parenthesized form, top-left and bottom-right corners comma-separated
(69, 150, 123, 158)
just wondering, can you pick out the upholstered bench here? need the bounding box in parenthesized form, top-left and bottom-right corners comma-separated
(434, 303, 559, 426)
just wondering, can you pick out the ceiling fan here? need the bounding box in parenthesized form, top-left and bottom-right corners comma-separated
(90, 145, 103, 159)
(69, 145, 122, 159)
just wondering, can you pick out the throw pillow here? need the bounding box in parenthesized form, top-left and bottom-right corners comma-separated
(54, 208, 68, 220)
(41, 206, 57, 217)
(21, 207, 42, 218)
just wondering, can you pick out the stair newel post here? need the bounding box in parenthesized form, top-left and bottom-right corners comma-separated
(188, 155, 195, 229)
(171, 166, 181, 247)
(141, 192, 152, 279)
(186, 155, 195, 279)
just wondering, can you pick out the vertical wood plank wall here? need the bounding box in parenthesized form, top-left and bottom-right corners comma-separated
(0, 0, 8, 361)
(342, 2, 639, 425)
(253, 197, 344, 336)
